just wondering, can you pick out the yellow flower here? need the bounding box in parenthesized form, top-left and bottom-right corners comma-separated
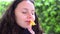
(30, 20, 36, 26)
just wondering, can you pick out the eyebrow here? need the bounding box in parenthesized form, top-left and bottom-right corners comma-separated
(22, 8, 35, 11)
(23, 8, 28, 11)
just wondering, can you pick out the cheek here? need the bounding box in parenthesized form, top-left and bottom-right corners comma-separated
(15, 11, 26, 20)
(15, 12, 27, 27)
(33, 15, 35, 21)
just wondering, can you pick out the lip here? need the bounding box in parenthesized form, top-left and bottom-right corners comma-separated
(25, 21, 30, 25)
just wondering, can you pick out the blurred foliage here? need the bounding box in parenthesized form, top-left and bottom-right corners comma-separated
(35, 0, 60, 34)
(0, 0, 60, 34)
(0, 1, 11, 18)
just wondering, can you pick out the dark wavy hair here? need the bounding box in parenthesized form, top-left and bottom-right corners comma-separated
(0, 0, 43, 34)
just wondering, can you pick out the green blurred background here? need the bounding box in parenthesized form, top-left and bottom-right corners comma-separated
(0, 0, 60, 34)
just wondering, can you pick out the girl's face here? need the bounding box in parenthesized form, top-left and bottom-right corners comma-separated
(15, 0, 35, 28)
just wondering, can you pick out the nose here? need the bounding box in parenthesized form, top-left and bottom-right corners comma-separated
(27, 13, 32, 19)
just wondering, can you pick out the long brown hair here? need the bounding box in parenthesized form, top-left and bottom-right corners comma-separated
(0, 0, 43, 34)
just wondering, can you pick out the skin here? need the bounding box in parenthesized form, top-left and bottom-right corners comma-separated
(15, 0, 35, 34)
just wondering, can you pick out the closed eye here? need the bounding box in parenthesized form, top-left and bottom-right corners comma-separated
(22, 11, 27, 14)
(32, 12, 35, 15)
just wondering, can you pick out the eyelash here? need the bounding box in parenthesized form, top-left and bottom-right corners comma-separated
(22, 12, 27, 14)
(32, 13, 34, 15)
(22, 11, 35, 15)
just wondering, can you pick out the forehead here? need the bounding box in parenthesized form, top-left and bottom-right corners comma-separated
(15, 0, 35, 10)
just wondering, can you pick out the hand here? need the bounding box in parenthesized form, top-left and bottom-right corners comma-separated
(27, 26, 35, 34)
